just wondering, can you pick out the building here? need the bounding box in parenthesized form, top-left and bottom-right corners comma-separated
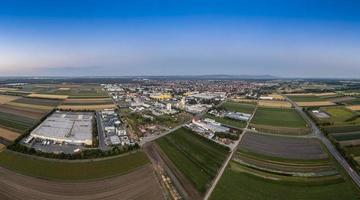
(30, 111, 93, 145)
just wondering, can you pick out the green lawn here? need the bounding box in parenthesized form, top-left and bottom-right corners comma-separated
(0, 150, 149, 180)
(156, 127, 229, 193)
(204, 113, 246, 128)
(210, 161, 360, 200)
(219, 101, 256, 114)
(251, 107, 307, 128)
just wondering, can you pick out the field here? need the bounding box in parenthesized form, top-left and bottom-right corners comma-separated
(296, 101, 335, 107)
(210, 161, 360, 200)
(287, 95, 325, 102)
(156, 127, 229, 194)
(0, 150, 149, 180)
(0, 144, 5, 152)
(58, 104, 116, 110)
(0, 95, 20, 104)
(219, 101, 256, 114)
(0, 96, 61, 140)
(27, 93, 69, 99)
(204, 113, 246, 128)
(348, 105, 360, 111)
(239, 133, 328, 160)
(210, 133, 360, 200)
(0, 160, 163, 200)
(0, 127, 21, 142)
(258, 100, 292, 108)
(313, 106, 360, 128)
(250, 107, 309, 135)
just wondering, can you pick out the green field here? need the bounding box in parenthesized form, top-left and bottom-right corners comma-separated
(251, 107, 307, 128)
(156, 127, 229, 193)
(331, 132, 360, 141)
(210, 161, 360, 200)
(0, 150, 149, 180)
(204, 113, 246, 128)
(319, 106, 360, 125)
(219, 101, 256, 114)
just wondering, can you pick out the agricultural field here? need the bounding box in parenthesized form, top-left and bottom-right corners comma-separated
(0, 95, 20, 104)
(258, 100, 292, 108)
(58, 97, 115, 111)
(156, 127, 229, 194)
(250, 107, 309, 135)
(310, 106, 360, 134)
(0, 150, 149, 180)
(287, 94, 337, 107)
(0, 96, 61, 142)
(0, 144, 5, 152)
(210, 132, 360, 200)
(219, 101, 256, 114)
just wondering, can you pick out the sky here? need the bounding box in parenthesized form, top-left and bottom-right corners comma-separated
(0, 0, 359, 78)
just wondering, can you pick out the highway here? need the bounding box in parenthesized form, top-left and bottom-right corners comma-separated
(287, 97, 360, 188)
(203, 105, 258, 200)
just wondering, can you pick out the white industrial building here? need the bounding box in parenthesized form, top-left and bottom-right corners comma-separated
(30, 111, 93, 146)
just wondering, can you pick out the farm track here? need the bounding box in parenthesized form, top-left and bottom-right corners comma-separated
(143, 142, 202, 200)
(0, 164, 164, 200)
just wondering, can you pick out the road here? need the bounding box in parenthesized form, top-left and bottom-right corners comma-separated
(95, 112, 111, 151)
(203, 105, 258, 200)
(287, 97, 360, 188)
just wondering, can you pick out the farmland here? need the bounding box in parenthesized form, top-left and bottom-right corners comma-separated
(156, 127, 229, 194)
(210, 133, 360, 200)
(250, 107, 309, 135)
(219, 101, 256, 114)
(0, 95, 20, 104)
(210, 161, 360, 200)
(0, 150, 149, 180)
(258, 100, 292, 108)
(0, 96, 61, 142)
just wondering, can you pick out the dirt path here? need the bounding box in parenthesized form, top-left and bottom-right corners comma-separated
(143, 142, 202, 200)
(0, 164, 164, 200)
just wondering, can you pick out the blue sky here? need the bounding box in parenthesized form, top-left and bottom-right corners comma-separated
(0, 0, 359, 77)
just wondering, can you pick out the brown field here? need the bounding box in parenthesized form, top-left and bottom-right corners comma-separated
(296, 101, 335, 107)
(239, 132, 328, 160)
(7, 102, 53, 111)
(0, 144, 5, 152)
(28, 93, 69, 99)
(0, 127, 21, 141)
(258, 100, 292, 108)
(0, 104, 45, 119)
(0, 164, 164, 200)
(347, 105, 360, 111)
(0, 95, 19, 105)
(58, 104, 116, 110)
(314, 92, 337, 97)
(65, 98, 111, 102)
